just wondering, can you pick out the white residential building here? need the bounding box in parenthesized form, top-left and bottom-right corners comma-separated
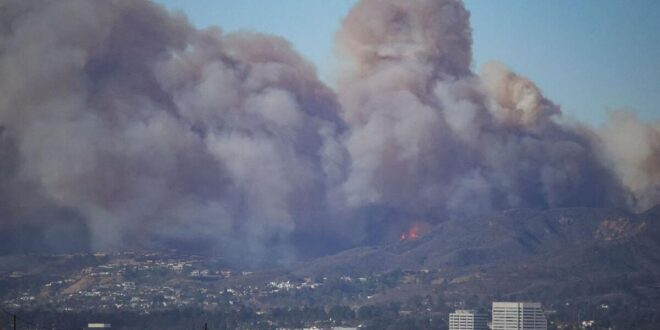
(449, 309, 489, 330)
(491, 302, 547, 330)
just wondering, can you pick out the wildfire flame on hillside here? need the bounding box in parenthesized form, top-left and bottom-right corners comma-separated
(400, 224, 420, 241)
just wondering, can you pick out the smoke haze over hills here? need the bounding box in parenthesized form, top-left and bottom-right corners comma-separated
(0, 0, 658, 265)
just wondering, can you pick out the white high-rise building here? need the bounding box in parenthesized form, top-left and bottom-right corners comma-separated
(491, 302, 547, 330)
(449, 309, 489, 330)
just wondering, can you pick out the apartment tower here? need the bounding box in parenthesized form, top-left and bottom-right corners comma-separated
(491, 302, 547, 330)
(449, 309, 489, 330)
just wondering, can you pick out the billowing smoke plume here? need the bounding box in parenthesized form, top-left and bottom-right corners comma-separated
(335, 0, 626, 230)
(598, 111, 660, 211)
(0, 0, 657, 263)
(0, 0, 345, 263)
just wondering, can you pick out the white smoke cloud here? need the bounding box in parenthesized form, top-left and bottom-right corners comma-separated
(0, 0, 657, 261)
(0, 0, 345, 264)
(335, 0, 629, 230)
(598, 111, 660, 211)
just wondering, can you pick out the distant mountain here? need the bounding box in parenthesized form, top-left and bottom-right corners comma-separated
(299, 207, 653, 271)
(295, 207, 660, 310)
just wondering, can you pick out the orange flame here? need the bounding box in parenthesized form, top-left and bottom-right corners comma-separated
(400, 224, 420, 241)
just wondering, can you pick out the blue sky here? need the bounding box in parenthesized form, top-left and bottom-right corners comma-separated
(155, 0, 659, 125)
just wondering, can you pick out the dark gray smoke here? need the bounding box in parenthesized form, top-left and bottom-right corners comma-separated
(0, 0, 657, 263)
